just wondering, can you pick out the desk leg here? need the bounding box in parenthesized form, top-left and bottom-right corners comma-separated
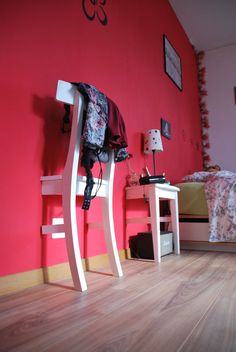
(169, 197, 180, 255)
(149, 188, 161, 263)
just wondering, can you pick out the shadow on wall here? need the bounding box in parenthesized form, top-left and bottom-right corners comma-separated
(33, 94, 71, 176)
(33, 95, 71, 271)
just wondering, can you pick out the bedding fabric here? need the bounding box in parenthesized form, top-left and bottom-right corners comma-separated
(183, 171, 236, 242)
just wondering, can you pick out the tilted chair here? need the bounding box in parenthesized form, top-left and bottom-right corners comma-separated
(40, 80, 123, 291)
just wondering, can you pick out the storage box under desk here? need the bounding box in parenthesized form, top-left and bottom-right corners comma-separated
(129, 231, 173, 260)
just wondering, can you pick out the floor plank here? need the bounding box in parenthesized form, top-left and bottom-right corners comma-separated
(0, 251, 236, 352)
(179, 272, 236, 352)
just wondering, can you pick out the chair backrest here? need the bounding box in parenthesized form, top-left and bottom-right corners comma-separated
(56, 80, 78, 105)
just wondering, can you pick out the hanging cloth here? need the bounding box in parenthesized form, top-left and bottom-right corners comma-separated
(63, 82, 129, 209)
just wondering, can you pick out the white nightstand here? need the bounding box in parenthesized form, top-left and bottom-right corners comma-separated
(126, 183, 180, 263)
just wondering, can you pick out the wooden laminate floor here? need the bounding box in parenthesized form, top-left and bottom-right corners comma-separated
(1, 250, 236, 352)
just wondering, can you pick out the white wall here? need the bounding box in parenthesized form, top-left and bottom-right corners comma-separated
(205, 44, 236, 172)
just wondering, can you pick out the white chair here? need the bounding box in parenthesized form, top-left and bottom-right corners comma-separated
(40, 80, 123, 291)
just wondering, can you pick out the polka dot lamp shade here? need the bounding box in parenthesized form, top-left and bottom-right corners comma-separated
(144, 129, 163, 154)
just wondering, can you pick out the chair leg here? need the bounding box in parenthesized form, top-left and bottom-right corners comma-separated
(62, 188, 87, 292)
(102, 196, 123, 278)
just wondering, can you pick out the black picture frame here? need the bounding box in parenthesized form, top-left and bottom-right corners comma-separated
(163, 35, 182, 91)
(161, 118, 171, 140)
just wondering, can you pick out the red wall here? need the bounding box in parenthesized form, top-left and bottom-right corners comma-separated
(0, 0, 202, 276)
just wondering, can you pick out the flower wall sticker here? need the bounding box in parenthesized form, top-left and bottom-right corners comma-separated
(82, 0, 108, 26)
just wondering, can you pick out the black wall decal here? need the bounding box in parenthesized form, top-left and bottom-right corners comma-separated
(82, 0, 108, 26)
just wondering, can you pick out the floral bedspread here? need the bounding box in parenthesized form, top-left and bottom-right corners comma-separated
(183, 171, 236, 242)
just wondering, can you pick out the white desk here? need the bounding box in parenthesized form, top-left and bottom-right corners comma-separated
(126, 183, 180, 263)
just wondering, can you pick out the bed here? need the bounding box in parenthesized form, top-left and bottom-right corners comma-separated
(176, 170, 236, 251)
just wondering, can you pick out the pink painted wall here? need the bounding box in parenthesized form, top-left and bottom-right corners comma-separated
(0, 0, 202, 276)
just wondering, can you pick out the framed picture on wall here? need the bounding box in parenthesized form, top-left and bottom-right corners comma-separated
(163, 35, 182, 91)
(161, 118, 171, 140)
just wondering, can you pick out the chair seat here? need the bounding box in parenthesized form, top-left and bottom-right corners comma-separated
(40, 175, 108, 197)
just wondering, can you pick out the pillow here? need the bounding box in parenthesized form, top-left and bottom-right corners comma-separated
(182, 171, 211, 182)
(182, 170, 236, 183)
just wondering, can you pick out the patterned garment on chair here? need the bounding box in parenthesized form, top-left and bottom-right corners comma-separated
(78, 82, 108, 149)
(77, 82, 128, 163)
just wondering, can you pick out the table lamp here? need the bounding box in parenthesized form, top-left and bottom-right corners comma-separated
(144, 129, 163, 176)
